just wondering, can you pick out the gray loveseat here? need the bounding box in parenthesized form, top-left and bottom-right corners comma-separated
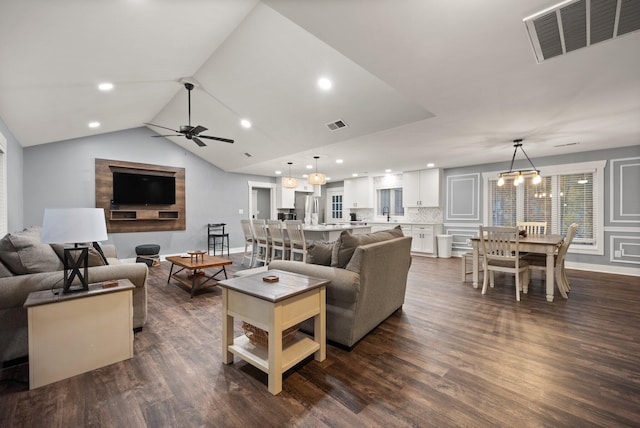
(269, 227, 412, 348)
(0, 227, 148, 364)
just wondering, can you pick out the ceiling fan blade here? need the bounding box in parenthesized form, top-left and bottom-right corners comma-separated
(192, 137, 207, 147)
(144, 122, 181, 133)
(198, 135, 234, 144)
(152, 134, 183, 137)
(191, 125, 207, 135)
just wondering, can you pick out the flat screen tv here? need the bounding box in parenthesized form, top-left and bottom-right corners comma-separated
(112, 172, 176, 205)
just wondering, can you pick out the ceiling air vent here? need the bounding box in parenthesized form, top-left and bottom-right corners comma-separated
(524, 0, 640, 63)
(326, 119, 348, 131)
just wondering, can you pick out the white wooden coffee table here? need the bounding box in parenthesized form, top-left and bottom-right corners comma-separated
(218, 269, 328, 395)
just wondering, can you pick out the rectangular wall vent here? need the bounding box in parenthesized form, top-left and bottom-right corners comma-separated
(524, 0, 640, 63)
(326, 119, 348, 131)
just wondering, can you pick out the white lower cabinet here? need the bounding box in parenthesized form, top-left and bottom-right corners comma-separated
(407, 224, 443, 256)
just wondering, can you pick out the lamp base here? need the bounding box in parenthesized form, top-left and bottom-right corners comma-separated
(63, 246, 89, 294)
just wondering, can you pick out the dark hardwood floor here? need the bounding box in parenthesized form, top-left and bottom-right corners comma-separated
(1, 254, 639, 427)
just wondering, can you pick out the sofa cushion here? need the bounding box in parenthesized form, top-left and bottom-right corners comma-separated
(306, 242, 333, 266)
(331, 226, 404, 268)
(0, 229, 65, 274)
(51, 243, 107, 267)
(0, 259, 14, 278)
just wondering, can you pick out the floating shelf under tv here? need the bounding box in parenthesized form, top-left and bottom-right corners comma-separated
(110, 210, 180, 221)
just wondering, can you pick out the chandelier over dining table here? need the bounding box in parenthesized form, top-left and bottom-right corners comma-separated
(497, 139, 542, 187)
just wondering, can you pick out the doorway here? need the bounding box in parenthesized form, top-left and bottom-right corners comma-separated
(247, 181, 276, 220)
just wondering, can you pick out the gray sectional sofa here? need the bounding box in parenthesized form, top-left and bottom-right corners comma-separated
(0, 227, 148, 364)
(269, 227, 412, 348)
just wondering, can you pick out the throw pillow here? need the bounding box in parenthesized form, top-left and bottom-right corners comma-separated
(92, 241, 109, 265)
(0, 229, 65, 274)
(331, 226, 404, 268)
(51, 243, 107, 267)
(306, 242, 333, 266)
(0, 259, 14, 278)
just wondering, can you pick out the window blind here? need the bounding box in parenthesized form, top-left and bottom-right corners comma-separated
(524, 176, 552, 226)
(489, 180, 516, 226)
(559, 172, 594, 244)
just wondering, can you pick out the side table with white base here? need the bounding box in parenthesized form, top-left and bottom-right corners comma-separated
(218, 269, 328, 395)
(24, 279, 135, 389)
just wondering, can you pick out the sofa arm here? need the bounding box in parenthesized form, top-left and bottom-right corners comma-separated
(268, 260, 361, 305)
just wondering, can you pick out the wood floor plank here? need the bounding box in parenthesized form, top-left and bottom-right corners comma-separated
(1, 254, 639, 427)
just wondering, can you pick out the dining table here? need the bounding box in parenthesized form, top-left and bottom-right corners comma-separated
(471, 233, 564, 302)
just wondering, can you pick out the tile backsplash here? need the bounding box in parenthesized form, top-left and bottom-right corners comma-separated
(348, 207, 442, 223)
(406, 207, 443, 223)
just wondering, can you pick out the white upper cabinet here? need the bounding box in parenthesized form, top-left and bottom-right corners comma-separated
(276, 179, 295, 209)
(344, 177, 373, 208)
(402, 169, 442, 208)
(276, 178, 314, 209)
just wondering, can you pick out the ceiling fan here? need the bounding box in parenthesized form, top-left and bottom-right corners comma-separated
(145, 82, 234, 147)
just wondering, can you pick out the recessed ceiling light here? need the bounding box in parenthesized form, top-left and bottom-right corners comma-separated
(336, 159, 343, 164)
(352, 173, 359, 177)
(385, 169, 392, 173)
(302, 174, 308, 178)
(275, 170, 282, 175)
(318, 77, 332, 91)
(326, 177, 331, 181)
(306, 164, 313, 169)
(427, 163, 435, 168)
(240, 119, 252, 129)
(97, 82, 113, 91)
(88, 121, 100, 128)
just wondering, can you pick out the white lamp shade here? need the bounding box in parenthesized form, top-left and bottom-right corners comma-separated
(41, 208, 108, 244)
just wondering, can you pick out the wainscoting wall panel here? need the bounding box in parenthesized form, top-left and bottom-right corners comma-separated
(445, 173, 480, 221)
(610, 157, 640, 223)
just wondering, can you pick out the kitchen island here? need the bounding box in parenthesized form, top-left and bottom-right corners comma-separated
(303, 224, 372, 242)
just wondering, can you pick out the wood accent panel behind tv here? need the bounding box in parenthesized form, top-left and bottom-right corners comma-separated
(95, 159, 186, 233)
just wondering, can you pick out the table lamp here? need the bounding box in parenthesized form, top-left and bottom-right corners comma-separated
(41, 208, 108, 293)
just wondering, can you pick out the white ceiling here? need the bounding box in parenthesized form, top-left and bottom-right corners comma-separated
(1, 0, 639, 182)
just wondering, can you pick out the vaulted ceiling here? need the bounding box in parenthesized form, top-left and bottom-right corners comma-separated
(1, 0, 638, 181)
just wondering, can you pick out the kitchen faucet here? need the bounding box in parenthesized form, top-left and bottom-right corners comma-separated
(382, 206, 390, 222)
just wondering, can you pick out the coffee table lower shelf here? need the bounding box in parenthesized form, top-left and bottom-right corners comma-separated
(228, 334, 320, 373)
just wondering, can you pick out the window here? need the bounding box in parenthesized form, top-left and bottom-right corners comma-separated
(330, 193, 343, 220)
(377, 188, 404, 217)
(483, 160, 605, 255)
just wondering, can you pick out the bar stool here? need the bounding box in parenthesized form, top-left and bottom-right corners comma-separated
(285, 220, 307, 263)
(252, 219, 270, 267)
(208, 223, 229, 257)
(240, 219, 256, 267)
(267, 220, 289, 260)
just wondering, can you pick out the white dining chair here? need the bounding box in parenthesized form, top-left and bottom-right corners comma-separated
(285, 220, 307, 262)
(517, 221, 547, 235)
(267, 220, 289, 261)
(522, 223, 578, 299)
(479, 226, 529, 301)
(251, 219, 270, 267)
(240, 219, 256, 267)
